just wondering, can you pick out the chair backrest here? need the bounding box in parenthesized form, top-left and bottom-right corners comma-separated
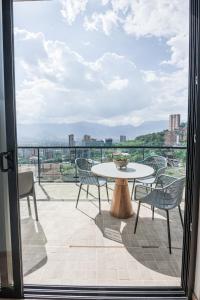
(75, 158, 98, 185)
(166, 177, 185, 208)
(155, 166, 167, 181)
(75, 158, 92, 171)
(18, 171, 34, 198)
(154, 175, 185, 209)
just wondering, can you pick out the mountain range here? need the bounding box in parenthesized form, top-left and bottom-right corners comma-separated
(17, 120, 168, 145)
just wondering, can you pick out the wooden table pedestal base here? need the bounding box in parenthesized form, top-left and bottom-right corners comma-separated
(110, 178, 133, 219)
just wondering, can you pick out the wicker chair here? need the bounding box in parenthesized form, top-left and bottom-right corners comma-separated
(75, 158, 109, 214)
(134, 174, 185, 254)
(131, 155, 167, 198)
(18, 171, 38, 221)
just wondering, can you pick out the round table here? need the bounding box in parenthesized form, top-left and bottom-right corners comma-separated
(91, 162, 154, 219)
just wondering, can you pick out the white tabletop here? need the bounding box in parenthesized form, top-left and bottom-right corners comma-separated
(91, 162, 154, 180)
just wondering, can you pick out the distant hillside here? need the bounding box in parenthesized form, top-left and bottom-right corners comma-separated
(119, 131, 166, 146)
(17, 120, 168, 145)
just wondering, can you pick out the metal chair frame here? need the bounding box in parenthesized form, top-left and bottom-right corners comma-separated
(131, 155, 167, 200)
(134, 174, 185, 254)
(18, 171, 38, 221)
(75, 158, 109, 214)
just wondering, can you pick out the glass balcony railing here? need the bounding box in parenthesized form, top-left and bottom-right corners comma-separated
(17, 145, 187, 183)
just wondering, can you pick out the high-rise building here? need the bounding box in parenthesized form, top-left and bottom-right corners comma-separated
(83, 135, 91, 142)
(164, 131, 177, 146)
(43, 148, 54, 160)
(169, 114, 180, 131)
(105, 138, 113, 146)
(68, 134, 75, 147)
(120, 135, 126, 143)
(82, 134, 104, 147)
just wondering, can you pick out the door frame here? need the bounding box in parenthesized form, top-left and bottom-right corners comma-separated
(182, 0, 200, 298)
(0, 0, 23, 298)
(1, 0, 200, 298)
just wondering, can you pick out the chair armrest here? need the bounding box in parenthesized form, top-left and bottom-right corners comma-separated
(135, 178, 175, 199)
(155, 175, 185, 197)
(78, 168, 94, 176)
(135, 184, 152, 200)
(156, 174, 178, 188)
(135, 175, 185, 208)
(87, 159, 100, 166)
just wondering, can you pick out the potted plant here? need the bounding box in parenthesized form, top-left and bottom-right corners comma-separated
(112, 152, 129, 169)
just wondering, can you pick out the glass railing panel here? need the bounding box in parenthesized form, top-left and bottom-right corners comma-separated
(60, 148, 76, 182)
(102, 147, 144, 162)
(39, 148, 75, 182)
(18, 148, 39, 180)
(18, 146, 187, 183)
(165, 148, 187, 177)
(143, 147, 187, 177)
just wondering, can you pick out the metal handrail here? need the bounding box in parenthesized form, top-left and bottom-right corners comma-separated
(18, 145, 187, 149)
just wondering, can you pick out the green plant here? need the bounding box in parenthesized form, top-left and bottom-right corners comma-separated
(112, 152, 129, 161)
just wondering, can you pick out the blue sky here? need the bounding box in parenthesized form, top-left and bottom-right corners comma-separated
(13, 0, 189, 127)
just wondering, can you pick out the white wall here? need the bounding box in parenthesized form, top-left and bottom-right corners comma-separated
(194, 204, 200, 299)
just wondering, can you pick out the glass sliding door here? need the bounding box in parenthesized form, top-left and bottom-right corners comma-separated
(0, 0, 13, 292)
(0, 0, 22, 297)
(13, 0, 188, 292)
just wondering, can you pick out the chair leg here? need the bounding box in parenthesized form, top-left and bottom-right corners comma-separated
(152, 206, 155, 220)
(33, 190, 39, 221)
(178, 205, 184, 228)
(166, 210, 172, 254)
(106, 182, 109, 202)
(76, 184, 82, 208)
(131, 179, 135, 199)
(27, 196, 32, 217)
(134, 201, 141, 234)
(86, 185, 89, 198)
(98, 186, 101, 214)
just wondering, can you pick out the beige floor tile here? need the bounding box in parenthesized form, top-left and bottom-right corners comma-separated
(20, 182, 183, 287)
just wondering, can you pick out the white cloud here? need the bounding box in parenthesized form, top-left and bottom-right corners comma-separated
(142, 67, 188, 120)
(105, 76, 129, 90)
(121, 0, 189, 72)
(14, 1, 189, 128)
(82, 1, 188, 38)
(60, 0, 88, 25)
(122, 1, 188, 38)
(110, 0, 132, 14)
(82, 0, 189, 124)
(14, 28, 150, 125)
(82, 1, 189, 70)
(97, 114, 144, 127)
(84, 10, 118, 35)
(101, 0, 110, 5)
(162, 34, 189, 68)
(14, 28, 43, 40)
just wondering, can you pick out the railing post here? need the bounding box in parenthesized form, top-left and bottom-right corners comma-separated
(38, 148, 40, 185)
(101, 148, 103, 162)
(75, 147, 78, 182)
(143, 148, 145, 160)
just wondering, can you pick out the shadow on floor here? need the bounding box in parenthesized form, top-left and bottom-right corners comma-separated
(39, 184, 51, 200)
(21, 217, 48, 276)
(95, 210, 182, 277)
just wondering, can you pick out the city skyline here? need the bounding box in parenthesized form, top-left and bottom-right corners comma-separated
(14, 0, 189, 130)
(55, 114, 186, 148)
(17, 113, 187, 146)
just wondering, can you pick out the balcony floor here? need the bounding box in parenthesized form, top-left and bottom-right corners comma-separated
(20, 182, 183, 287)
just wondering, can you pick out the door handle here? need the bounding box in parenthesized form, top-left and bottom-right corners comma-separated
(0, 151, 14, 172)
